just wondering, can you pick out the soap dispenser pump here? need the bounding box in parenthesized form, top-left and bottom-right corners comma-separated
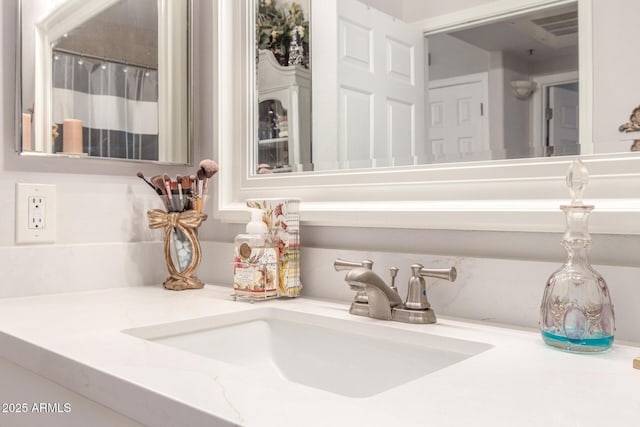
(233, 208, 279, 299)
(539, 159, 615, 352)
(246, 208, 268, 237)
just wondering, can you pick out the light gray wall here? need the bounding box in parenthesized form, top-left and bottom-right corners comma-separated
(358, 0, 403, 18)
(428, 34, 489, 81)
(592, 0, 640, 154)
(501, 52, 532, 159)
(401, 0, 495, 22)
(532, 52, 578, 76)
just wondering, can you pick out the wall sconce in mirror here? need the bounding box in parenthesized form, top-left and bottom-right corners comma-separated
(510, 80, 537, 100)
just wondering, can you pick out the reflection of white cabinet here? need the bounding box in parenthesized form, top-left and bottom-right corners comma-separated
(257, 49, 311, 172)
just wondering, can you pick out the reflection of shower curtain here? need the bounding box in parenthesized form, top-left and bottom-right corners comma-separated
(51, 51, 159, 160)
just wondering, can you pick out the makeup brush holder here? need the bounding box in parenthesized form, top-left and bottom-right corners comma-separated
(147, 209, 208, 291)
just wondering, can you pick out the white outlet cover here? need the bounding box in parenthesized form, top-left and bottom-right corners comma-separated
(15, 183, 57, 244)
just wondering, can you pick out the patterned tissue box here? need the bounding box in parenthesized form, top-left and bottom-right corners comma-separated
(246, 198, 301, 297)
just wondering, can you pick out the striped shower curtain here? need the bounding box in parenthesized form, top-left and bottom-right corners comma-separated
(51, 50, 159, 160)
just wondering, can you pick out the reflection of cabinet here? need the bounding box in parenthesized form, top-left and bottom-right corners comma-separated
(257, 49, 311, 172)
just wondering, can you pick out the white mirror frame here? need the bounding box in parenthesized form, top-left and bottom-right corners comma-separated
(30, 0, 189, 163)
(214, 0, 640, 234)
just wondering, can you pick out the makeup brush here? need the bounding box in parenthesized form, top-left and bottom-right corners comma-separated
(199, 159, 219, 179)
(196, 169, 205, 198)
(194, 170, 204, 212)
(181, 176, 191, 194)
(163, 174, 175, 211)
(198, 160, 219, 212)
(136, 171, 162, 195)
(176, 174, 184, 209)
(151, 175, 171, 210)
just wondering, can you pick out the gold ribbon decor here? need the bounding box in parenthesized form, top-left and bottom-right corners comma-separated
(147, 209, 208, 291)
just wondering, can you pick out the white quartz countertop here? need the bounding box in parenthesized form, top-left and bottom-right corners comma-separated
(0, 285, 638, 426)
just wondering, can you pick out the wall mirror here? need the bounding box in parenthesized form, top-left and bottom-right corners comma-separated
(18, 0, 190, 164)
(216, 0, 640, 234)
(252, 0, 584, 175)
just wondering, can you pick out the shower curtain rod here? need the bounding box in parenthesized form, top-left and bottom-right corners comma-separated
(53, 48, 158, 71)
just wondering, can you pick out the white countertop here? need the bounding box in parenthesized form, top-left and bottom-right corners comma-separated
(0, 285, 638, 426)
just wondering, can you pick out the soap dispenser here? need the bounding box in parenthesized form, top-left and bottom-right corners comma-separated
(539, 160, 615, 352)
(233, 208, 279, 299)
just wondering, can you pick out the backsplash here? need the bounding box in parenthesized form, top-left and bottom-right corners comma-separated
(0, 242, 165, 298)
(201, 242, 640, 344)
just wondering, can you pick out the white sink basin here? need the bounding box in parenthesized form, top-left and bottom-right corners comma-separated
(124, 308, 491, 398)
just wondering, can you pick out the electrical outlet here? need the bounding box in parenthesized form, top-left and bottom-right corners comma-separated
(16, 183, 56, 244)
(28, 196, 46, 229)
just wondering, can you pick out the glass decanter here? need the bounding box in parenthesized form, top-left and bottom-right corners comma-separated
(540, 160, 615, 352)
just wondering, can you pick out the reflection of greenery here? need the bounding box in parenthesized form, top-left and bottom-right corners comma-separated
(257, 0, 309, 67)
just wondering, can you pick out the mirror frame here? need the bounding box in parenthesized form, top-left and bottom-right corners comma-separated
(18, 0, 190, 164)
(213, 0, 640, 234)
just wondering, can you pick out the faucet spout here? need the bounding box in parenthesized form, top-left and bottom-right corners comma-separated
(344, 268, 403, 320)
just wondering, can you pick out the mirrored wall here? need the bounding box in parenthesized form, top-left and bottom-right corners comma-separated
(252, 0, 591, 175)
(19, 0, 190, 164)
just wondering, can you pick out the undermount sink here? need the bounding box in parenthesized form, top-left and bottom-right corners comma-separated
(124, 308, 491, 398)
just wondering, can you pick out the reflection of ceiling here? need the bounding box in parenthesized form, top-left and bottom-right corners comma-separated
(446, 4, 578, 63)
(54, 0, 158, 68)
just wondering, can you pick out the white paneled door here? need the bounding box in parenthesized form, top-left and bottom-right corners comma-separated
(428, 74, 489, 164)
(337, 0, 425, 169)
(548, 85, 579, 156)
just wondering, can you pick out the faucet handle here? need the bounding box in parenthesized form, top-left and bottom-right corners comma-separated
(404, 264, 456, 311)
(389, 267, 399, 293)
(419, 266, 456, 282)
(334, 258, 373, 271)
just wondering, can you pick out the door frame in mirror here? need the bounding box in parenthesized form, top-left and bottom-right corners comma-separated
(213, 0, 640, 235)
(21, 0, 189, 164)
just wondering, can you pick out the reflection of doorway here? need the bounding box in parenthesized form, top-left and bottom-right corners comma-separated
(427, 73, 490, 163)
(546, 82, 579, 156)
(531, 71, 579, 157)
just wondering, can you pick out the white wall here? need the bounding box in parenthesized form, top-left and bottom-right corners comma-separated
(532, 52, 578, 76)
(501, 52, 532, 159)
(0, 0, 211, 298)
(592, 0, 640, 154)
(358, 0, 403, 18)
(309, 0, 338, 171)
(401, 0, 497, 22)
(428, 33, 489, 81)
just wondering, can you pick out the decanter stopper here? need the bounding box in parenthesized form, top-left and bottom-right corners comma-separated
(566, 159, 589, 205)
(539, 160, 615, 353)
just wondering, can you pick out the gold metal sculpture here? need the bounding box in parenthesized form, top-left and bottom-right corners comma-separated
(618, 105, 640, 152)
(619, 105, 640, 133)
(147, 209, 208, 290)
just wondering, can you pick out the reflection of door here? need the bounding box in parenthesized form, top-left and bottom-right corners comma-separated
(548, 84, 579, 156)
(336, 0, 424, 168)
(428, 74, 489, 163)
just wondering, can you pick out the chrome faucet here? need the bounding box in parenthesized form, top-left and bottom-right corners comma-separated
(334, 258, 378, 317)
(343, 267, 403, 320)
(334, 258, 456, 324)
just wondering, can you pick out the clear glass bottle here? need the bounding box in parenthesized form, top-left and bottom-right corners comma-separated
(540, 160, 615, 352)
